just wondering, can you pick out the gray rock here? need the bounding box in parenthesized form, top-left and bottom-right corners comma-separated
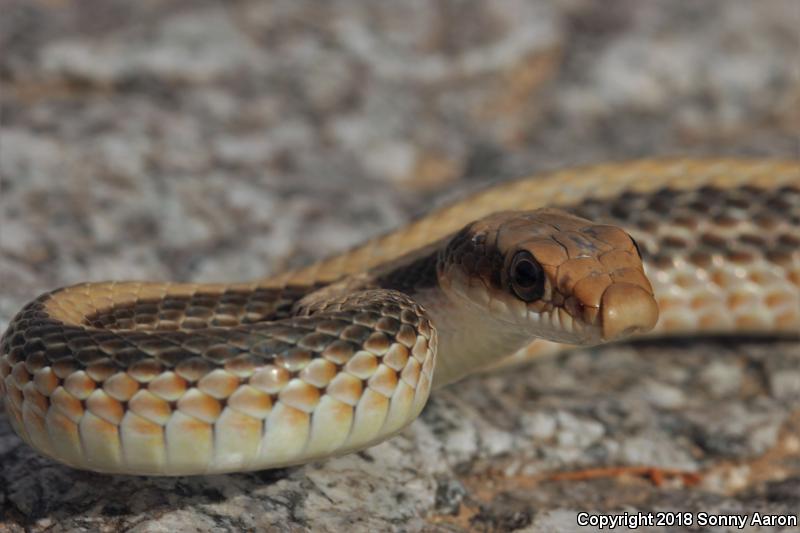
(2, 0, 799, 531)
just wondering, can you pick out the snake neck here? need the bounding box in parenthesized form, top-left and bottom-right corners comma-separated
(370, 245, 535, 388)
(412, 286, 533, 388)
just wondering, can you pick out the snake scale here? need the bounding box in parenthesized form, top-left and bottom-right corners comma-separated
(1, 159, 798, 475)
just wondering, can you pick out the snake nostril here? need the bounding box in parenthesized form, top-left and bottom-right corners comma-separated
(582, 304, 600, 325)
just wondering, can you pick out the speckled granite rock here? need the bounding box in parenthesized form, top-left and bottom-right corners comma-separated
(1, 1, 798, 532)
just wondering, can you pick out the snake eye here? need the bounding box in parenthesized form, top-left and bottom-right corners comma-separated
(509, 251, 545, 302)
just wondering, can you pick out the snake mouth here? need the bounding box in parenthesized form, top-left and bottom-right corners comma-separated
(513, 280, 658, 344)
(551, 279, 659, 343)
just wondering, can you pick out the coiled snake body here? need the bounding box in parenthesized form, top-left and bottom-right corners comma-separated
(1, 159, 798, 475)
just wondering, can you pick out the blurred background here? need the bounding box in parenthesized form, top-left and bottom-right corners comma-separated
(1, 1, 798, 531)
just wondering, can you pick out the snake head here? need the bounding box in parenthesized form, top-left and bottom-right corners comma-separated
(438, 208, 659, 344)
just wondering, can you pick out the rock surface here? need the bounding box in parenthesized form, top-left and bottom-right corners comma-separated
(1, 1, 798, 531)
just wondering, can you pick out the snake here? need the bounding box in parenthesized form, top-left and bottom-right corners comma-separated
(1, 158, 798, 475)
